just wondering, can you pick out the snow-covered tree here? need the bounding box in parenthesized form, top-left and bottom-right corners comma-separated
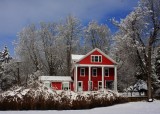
(113, 0, 160, 100)
(0, 46, 16, 90)
(84, 21, 111, 53)
(38, 22, 63, 76)
(57, 15, 82, 75)
(0, 46, 11, 63)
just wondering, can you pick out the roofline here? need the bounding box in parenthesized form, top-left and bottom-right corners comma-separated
(76, 48, 118, 64)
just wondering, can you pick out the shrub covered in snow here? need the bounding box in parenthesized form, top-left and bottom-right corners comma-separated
(0, 86, 128, 110)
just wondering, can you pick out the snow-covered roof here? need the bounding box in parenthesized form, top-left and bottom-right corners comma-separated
(71, 54, 84, 61)
(39, 76, 73, 82)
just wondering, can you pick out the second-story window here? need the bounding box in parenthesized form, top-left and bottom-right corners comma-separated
(80, 68, 85, 76)
(91, 55, 102, 62)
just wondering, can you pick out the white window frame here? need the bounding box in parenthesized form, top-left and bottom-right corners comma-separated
(80, 68, 85, 76)
(104, 68, 109, 77)
(78, 81, 83, 91)
(98, 81, 102, 90)
(91, 55, 102, 63)
(92, 68, 97, 77)
(88, 81, 93, 91)
(62, 82, 70, 91)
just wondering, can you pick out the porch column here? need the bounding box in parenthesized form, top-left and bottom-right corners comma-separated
(75, 65, 78, 92)
(114, 65, 117, 92)
(88, 66, 91, 91)
(102, 66, 104, 90)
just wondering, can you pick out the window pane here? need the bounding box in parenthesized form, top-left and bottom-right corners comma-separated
(95, 56, 98, 62)
(92, 56, 94, 62)
(80, 68, 85, 76)
(99, 56, 101, 62)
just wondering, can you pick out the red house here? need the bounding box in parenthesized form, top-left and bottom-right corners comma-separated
(40, 48, 118, 92)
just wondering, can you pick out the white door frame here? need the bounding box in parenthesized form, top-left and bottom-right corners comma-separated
(98, 81, 102, 90)
(78, 81, 83, 91)
(88, 81, 93, 91)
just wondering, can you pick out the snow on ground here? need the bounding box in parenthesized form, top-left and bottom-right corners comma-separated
(0, 100, 160, 114)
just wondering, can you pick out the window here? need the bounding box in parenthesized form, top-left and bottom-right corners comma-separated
(88, 81, 93, 91)
(98, 81, 102, 90)
(62, 82, 69, 90)
(45, 82, 50, 88)
(105, 68, 109, 77)
(91, 55, 102, 62)
(80, 68, 85, 76)
(92, 68, 97, 76)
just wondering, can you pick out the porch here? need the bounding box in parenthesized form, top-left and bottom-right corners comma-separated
(73, 64, 117, 92)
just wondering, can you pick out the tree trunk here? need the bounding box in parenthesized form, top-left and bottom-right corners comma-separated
(66, 47, 71, 76)
(147, 45, 152, 102)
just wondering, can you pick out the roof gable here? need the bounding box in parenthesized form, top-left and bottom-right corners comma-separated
(76, 48, 117, 65)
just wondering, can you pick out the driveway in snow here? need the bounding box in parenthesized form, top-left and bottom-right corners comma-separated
(1, 100, 160, 114)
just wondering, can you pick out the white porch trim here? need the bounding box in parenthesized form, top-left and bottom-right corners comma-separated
(114, 65, 117, 92)
(75, 65, 78, 92)
(77, 64, 115, 67)
(102, 66, 104, 90)
(88, 66, 91, 91)
(74, 64, 117, 92)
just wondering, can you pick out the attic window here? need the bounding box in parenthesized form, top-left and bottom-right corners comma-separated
(91, 55, 102, 62)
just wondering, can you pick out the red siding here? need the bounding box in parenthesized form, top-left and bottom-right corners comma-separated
(77, 67, 89, 91)
(70, 82, 74, 91)
(78, 50, 114, 65)
(52, 82, 61, 90)
(91, 67, 102, 91)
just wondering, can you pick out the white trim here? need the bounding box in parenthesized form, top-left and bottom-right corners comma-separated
(92, 68, 97, 77)
(39, 76, 73, 82)
(98, 81, 102, 90)
(75, 66, 78, 92)
(78, 81, 83, 91)
(104, 68, 109, 77)
(114, 66, 117, 92)
(77, 64, 115, 67)
(88, 81, 93, 91)
(91, 55, 102, 63)
(102, 66, 104, 90)
(76, 48, 118, 64)
(80, 67, 85, 76)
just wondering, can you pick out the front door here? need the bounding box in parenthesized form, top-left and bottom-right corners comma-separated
(98, 81, 102, 90)
(78, 81, 83, 91)
(105, 81, 113, 90)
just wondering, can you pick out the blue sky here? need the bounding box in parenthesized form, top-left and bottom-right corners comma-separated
(0, 0, 139, 56)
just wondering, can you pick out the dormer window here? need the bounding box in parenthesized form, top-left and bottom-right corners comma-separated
(91, 55, 102, 62)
